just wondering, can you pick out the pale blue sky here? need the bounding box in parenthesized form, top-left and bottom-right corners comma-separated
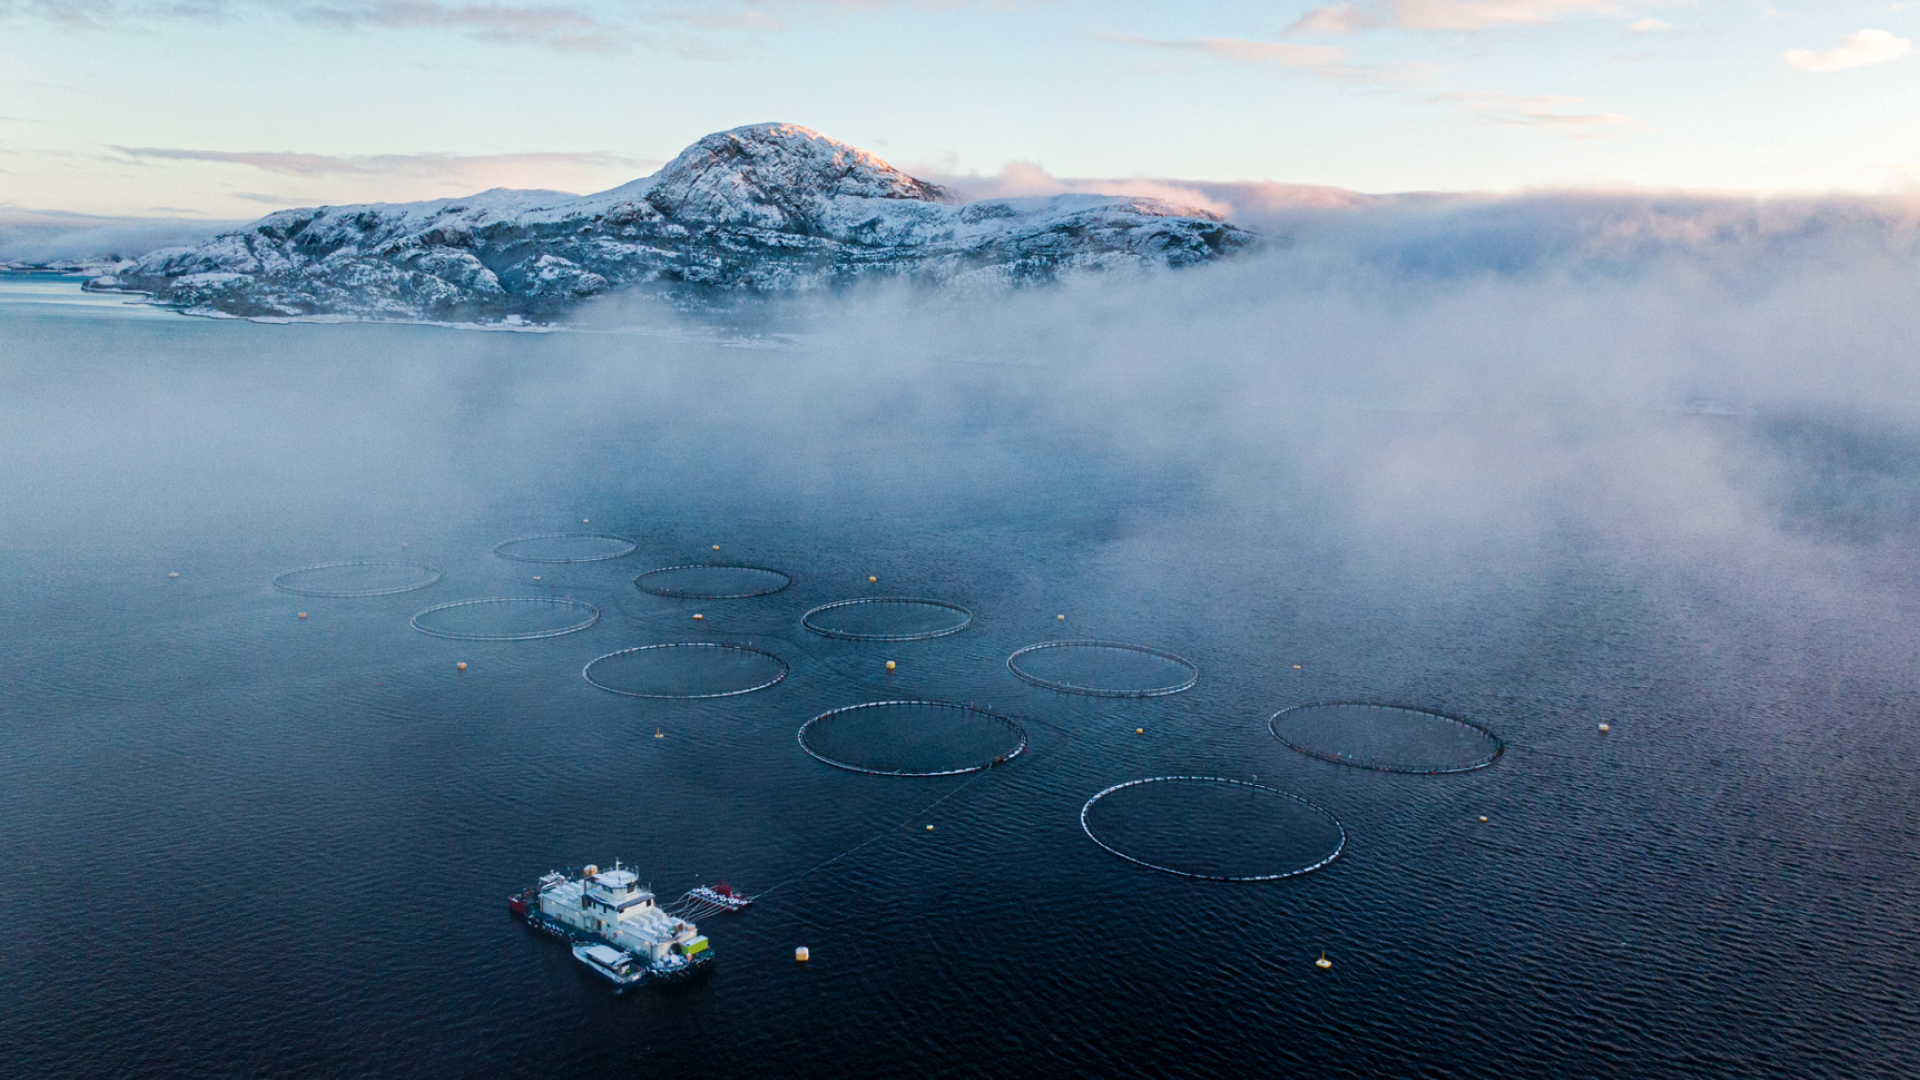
(2, 1, 1916, 216)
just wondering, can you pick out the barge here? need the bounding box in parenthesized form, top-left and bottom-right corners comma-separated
(510, 863, 714, 988)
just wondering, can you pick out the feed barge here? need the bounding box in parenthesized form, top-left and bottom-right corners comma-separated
(509, 863, 713, 989)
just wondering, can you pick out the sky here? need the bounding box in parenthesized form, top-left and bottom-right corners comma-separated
(1, 1, 1917, 217)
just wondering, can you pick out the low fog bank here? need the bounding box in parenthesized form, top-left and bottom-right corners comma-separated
(0, 210, 236, 266)
(567, 189, 1920, 674)
(7, 187, 1920, 686)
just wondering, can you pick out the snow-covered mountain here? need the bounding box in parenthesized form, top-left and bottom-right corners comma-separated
(94, 124, 1256, 322)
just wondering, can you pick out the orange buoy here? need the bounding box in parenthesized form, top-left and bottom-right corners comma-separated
(297, 612, 308, 619)
(457, 662, 468, 671)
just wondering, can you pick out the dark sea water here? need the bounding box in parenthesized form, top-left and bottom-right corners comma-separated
(3, 275, 1918, 1078)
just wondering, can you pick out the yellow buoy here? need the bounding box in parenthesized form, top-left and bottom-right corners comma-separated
(655, 728, 664, 739)
(1478, 815, 1488, 822)
(692, 613, 703, 620)
(457, 662, 468, 671)
(925, 824, 934, 830)
(794, 946, 809, 962)
(712, 545, 720, 550)
(1598, 722, 1611, 733)
(1316, 952, 1332, 970)
(869, 576, 877, 582)
(297, 612, 308, 619)
(885, 660, 896, 671)
(1293, 665, 1302, 670)
(1136, 728, 1144, 734)
(1056, 614, 1066, 620)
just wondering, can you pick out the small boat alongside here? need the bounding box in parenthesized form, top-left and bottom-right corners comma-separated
(573, 943, 648, 989)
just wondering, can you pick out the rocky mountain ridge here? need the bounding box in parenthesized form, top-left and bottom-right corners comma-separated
(94, 124, 1256, 322)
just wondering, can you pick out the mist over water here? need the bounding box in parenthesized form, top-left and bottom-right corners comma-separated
(4, 197, 1920, 1078)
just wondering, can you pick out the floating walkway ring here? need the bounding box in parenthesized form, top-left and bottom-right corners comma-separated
(1006, 640, 1198, 698)
(1079, 776, 1346, 882)
(271, 560, 443, 598)
(1268, 701, 1506, 774)
(800, 597, 973, 641)
(634, 564, 792, 599)
(583, 642, 789, 699)
(408, 597, 600, 640)
(797, 700, 1028, 777)
(492, 533, 637, 563)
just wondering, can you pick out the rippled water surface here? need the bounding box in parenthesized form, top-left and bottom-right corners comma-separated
(4, 285, 1918, 1078)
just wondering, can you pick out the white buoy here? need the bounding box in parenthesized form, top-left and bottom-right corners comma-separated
(1056, 614, 1066, 620)
(168, 572, 179, 578)
(794, 946, 810, 962)
(1598, 722, 1611, 733)
(692, 613, 703, 620)
(655, 728, 664, 739)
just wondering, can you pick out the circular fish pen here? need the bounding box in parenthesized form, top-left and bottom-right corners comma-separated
(1079, 777, 1346, 882)
(409, 597, 600, 640)
(1268, 702, 1506, 774)
(583, 643, 789, 699)
(492, 533, 637, 563)
(271, 561, 442, 598)
(797, 701, 1027, 777)
(634, 565, 791, 600)
(800, 598, 973, 642)
(1006, 641, 1198, 698)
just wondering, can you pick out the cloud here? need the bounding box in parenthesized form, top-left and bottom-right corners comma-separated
(1784, 29, 1914, 73)
(1285, 1, 1380, 34)
(295, 0, 617, 50)
(1129, 35, 1639, 136)
(1433, 90, 1644, 135)
(0, 0, 622, 49)
(1627, 17, 1673, 33)
(1137, 35, 1443, 89)
(1286, 1, 1629, 34)
(110, 146, 657, 186)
